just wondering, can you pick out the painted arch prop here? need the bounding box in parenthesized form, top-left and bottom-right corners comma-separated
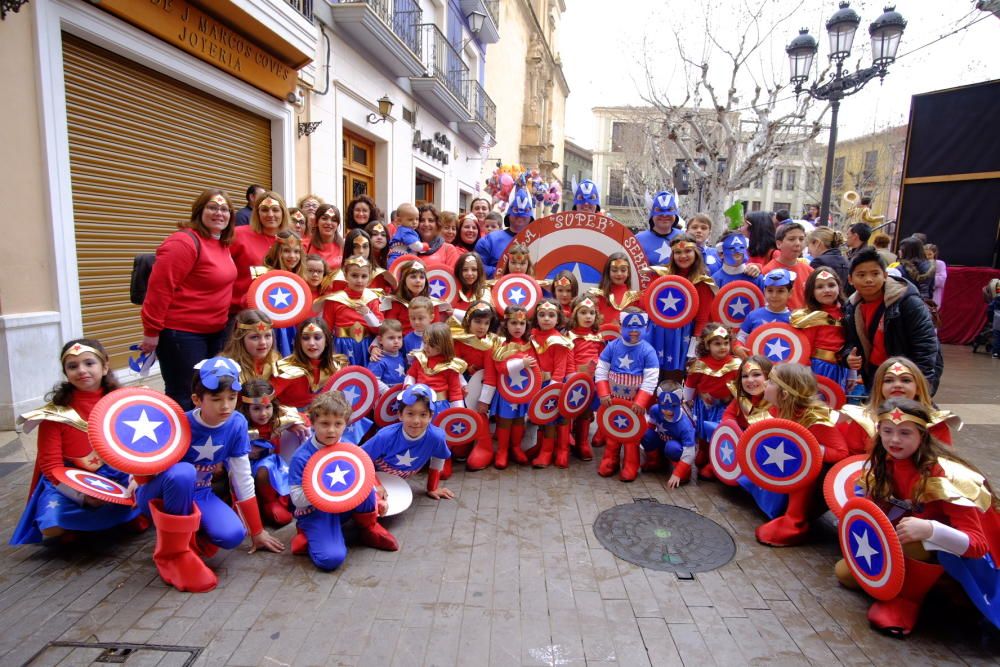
(499, 212, 651, 291)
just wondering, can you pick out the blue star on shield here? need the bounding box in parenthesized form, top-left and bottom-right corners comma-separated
(115, 405, 167, 454)
(728, 297, 750, 318)
(268, 287, 293, 308)
(764, 336, 791, 361)
(657, 288, 685, 315)
(450, 421, 468, 436)
(506, 287, 527, 305)
(720, 441, 735, 465)
(429, 280, 447, 299)
(613, 415, 629, 430)
(850, 521, 883, 577)
(755, 437, 798, 474)
(85, 476, 116, 492)
(322, 461, 356, 491)
(543, 398, 557, 411)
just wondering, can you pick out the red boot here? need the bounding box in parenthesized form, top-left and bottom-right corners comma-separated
(592, 431, 606, 449)
(620, 443, 640, 482)
(353, 510, 399, 551)
(258, 483, 293, 527)
(867, 557, 943, 637)
(441, 458, 453, 480)
(291, 526, 309, 555)
(148, 500, 217, 593)
(573, 417, 593, 461)
(641, 448, 664, 472)
(756, 486, 813, 547)
(532, 434, 555, 468)
(494, 426, 511, 470)
(598, 442, 621, 477)
(509, 422, 529, 465)
(466, 434, 494, 471)
(554, 423, 572, 468)
(450, 442, 472, 462)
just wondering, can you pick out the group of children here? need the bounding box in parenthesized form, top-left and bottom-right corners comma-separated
(11, 202, 998, 639)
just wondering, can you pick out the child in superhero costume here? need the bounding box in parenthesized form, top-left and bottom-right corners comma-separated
(641, 384, 697, 488)
(566, 294, 605, 461)
(528, 299, 573, 468)
(288, 392, 398, 571)
(595, 309, 659, 482)
(136, 357, 284, 592)
(11, 339, 142, 545)
(835, 398, 1000, 637)
(455, 302, 501, 471)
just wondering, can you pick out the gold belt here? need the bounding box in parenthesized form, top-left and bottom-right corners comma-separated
(336, 324, 368, 342)
(811, 348, 838, 363)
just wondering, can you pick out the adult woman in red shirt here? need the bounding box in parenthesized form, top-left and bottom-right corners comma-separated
(415, 204, 461, 268)
(306, 203, 345, 271)
(229, 191, 289, 318)
(140, 189, 238, 409)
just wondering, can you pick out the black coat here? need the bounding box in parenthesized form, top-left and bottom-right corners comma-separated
(843, 276, 944, 394)
(810, 249, 850, 290)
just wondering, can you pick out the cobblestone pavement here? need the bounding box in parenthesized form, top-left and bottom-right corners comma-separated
(2, 346, 999, 666)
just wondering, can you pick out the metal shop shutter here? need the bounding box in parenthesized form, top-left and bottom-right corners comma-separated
(62, 33, 273, 369)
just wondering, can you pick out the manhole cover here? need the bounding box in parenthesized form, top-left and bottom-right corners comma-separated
(593, 501, 735, 574)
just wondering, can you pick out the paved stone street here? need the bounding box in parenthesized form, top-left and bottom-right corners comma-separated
(1, 346, 998, 666)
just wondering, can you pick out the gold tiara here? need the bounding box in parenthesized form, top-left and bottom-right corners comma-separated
(344, 256, 370, 269)
(61, 343, 105, 362)
(885, 361, 913, 377)
(302, 323, 324, 335)
(743, 360, 763, 374)
(210, 194, 227, 206)
(814, 269, 836, 281)
(241, 392, 275, 406)
(878, 407, 928, 428)
(463, 254, 478, 265)
(506, 310, 528, 323)
(536, 302, 559, 313)
(672, 240, 695, 251)
(610, 258, 629, 268)
(574, 297, 597, 311)
(706, 326, 730, 342)
(770, 371, 810, 400)
(553, 276, 573, 288)
(237, 321, 272, 333)
(258, 197, 280, 209)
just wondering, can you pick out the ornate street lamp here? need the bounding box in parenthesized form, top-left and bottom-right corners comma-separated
(786, 3, 906, 226)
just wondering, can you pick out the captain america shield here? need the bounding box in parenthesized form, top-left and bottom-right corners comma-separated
(597, 399, 644, 443)
(528, 382, 564, 425)
(824, 455, 870, 519)
(388, 254, 421, 282)
(492, 273, 542, 315)
(303, 442, 376, 514)
(433, 407, 483, 448)
(425, 264, 459, 304)
(709, 420, 744, 487)
(839, 497, 906, 601)
(815, 375, 847, 410)
(53, 467, 135, 506)
(498, 363, 542, 404)
(642, 275, 699, 328)
(711, 281, 764, 329)
(247, 270, 313, 327)
(736, 418, 822, 493)
(88, 387, 190, 475)
(747, 323, 810, 365)
(559, 372, 596, 419)
(374, 384, 404, 426)
(325, 366, 378, 423)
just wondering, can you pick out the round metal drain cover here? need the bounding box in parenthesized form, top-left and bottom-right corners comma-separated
(593, 502, 735, 573)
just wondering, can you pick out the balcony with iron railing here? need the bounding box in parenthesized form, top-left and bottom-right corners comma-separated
(409, 23, 471, 122)
(328, 0, 425, 77)
(285, 0, 315, 22)
(458, 79, 496, 144)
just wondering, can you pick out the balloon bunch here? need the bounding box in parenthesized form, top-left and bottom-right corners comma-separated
(485, 164, 562, 215)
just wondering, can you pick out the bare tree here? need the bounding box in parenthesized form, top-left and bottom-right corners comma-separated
(637, 0, 830, 235)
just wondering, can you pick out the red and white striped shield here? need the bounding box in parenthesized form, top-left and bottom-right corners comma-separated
(823, 454, 870, 519)
(492, 273, 542, 315)
(373, 384, 405, 427)
(88, 388, 190, 475)
(709, 420, 743, 487)
(303, 442, 376, 514)
(433, 407, 484, 449)
(52, 467, 134, 506)
(324, 366, 379, 423)
(425, 264, 459, 305)
(736, 418, 823, 493)
(596, 399, 644, 443)
(247, 270, 313, 327)
(711, 281, 765, 329)
(559, 372, 596, 419)
(528, 382, 564, 425)
(643, 275, 699, 328)
(746, 322, 810, 365)
(839, 497, 906, 601)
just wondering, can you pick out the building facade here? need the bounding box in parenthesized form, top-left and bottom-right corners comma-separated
(483, 0, 568, 184)
(0, 0, 500, 428)
(830, 124, 907, 227)
(562, 139, 594, 207)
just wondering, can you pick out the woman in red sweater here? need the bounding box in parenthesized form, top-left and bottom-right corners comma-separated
(140, 189, 238, 409)
(11, 339, 142, 544)
(416, 204, 461, 268)
(229, 190, 289, 318)
(306, 203, 345, 271)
